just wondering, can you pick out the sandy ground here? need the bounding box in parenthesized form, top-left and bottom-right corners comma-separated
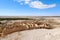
(0, 28, 60, 40)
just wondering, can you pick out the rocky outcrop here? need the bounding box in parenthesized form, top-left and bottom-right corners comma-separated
(0, 20, 57, 37)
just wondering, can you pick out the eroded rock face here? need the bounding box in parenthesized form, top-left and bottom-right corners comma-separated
(0, 20, 59, 37)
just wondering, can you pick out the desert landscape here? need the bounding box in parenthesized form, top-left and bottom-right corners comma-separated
(0, 16, 60, 40)
(0, 0, 59, 40)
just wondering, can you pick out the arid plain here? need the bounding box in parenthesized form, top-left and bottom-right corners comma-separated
(0, 16, 60, 40)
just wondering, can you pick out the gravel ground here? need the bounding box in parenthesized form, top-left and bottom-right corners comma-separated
(0, 28, 60, 40)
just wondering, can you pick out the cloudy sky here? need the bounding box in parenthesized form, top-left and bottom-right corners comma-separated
(0, 0, 60, 16)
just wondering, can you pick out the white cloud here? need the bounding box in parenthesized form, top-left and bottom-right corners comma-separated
(14, 0, 56, 9)
(29, 1, 56, 9)
(24, 0, 31, 4)
(14, 0, 31, 4)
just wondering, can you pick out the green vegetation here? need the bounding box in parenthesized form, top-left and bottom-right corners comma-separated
(0, 18, 33, 21)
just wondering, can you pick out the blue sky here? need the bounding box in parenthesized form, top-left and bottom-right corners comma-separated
(0, 0, 60, 16)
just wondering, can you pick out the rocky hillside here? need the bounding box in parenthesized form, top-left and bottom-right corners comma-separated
(0, 18, 60, 37)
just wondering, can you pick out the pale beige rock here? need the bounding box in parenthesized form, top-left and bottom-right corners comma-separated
(1, 28, 60, 40)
